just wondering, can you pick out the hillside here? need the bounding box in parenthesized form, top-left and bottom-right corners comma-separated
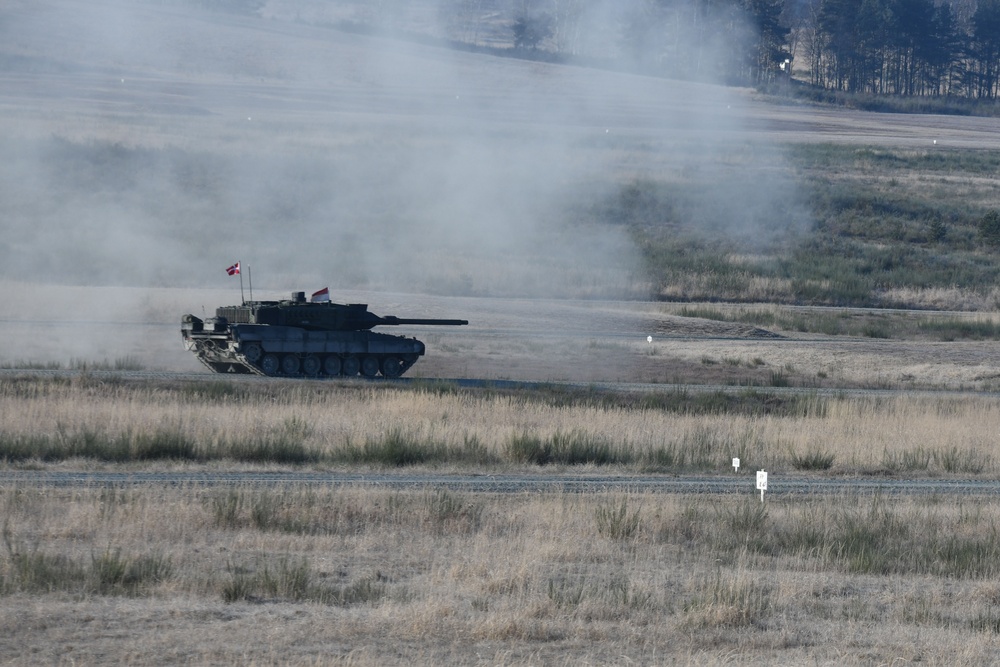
(3, 0, 1000, 308)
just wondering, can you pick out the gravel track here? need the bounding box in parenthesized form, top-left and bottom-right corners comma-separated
(0, 470, 996, 496)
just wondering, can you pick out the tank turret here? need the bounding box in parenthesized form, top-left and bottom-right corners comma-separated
(182, 292, 467, 378)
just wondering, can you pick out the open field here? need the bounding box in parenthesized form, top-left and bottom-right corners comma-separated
(4, 484, 1000, 665)
(2, 376, 1000, 662)
(5, 1, 1000, 664)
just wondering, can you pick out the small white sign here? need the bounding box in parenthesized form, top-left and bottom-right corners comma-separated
(733, 457, 740, 472)
(756, 470, 768, 490)
(756, 470, 768, 502)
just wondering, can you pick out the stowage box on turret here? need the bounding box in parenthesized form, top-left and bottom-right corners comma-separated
(181, 292, 468, 378)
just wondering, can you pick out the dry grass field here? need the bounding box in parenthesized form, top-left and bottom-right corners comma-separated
(2, 375, 1000, 476)
(1, 377, 1000, 663)
(5, 1, 1000, 664)
(4, 483, 1000, 665)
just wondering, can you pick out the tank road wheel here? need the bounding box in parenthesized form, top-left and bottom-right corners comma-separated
(260, 353, 280, 376)
(302, 355, 321, 377)
(281, 355, 301, 375)
(360, 356, 380, 378)
(341, 356, 361, 377)
(242, 342, 263, 364)
(323, 355, 342, 376)
(381, 356, 404, 379)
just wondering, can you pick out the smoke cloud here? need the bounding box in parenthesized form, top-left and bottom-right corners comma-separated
(0, 0, 801, 302)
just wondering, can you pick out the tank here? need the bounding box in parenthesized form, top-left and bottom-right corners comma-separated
(181, 291, 468, 378)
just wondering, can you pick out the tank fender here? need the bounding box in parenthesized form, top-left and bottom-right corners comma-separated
(181, 314, 204, 333)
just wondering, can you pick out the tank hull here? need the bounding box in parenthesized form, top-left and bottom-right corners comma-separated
(181, 292, 465, 378)
(182, 322, 424, 378)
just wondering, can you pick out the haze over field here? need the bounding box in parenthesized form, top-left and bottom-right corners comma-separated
(6, 1, 1000, 371)
(0, 0, 808, 299)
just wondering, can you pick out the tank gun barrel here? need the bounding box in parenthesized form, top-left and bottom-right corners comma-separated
(378, 317, 469, 327)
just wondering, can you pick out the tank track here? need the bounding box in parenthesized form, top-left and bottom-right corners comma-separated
(185, 338, 417, 378)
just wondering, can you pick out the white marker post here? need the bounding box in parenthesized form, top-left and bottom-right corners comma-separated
(647, 335, 652, 343)
(756, 470, 768, 502)
(733, 457, 740, 473)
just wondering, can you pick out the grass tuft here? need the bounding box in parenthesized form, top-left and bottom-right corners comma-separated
(596, 496, 641, 541)
(682, 565, 772, 628)
(790, 447, 836, 470)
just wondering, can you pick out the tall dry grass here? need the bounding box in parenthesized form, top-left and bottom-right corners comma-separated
(2, 485, 1000, 664)
(3, 376, 1000, 662)
(1, 376, 999, 475)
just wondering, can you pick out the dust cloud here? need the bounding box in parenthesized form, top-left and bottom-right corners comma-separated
(0, 0, 802, 291)
(0, 0, 804, 366)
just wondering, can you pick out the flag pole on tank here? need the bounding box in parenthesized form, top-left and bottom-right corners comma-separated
(226, 261, 244, 304)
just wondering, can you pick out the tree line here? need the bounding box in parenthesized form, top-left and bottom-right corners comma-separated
(432, 0, 1000, 100)
(193, 0, 1000, 101)
(799, 0, 1000, 98)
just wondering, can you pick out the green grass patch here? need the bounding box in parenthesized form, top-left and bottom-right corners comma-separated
(209, 488, 483, 538)
(677, 305, 1000, 341)
(1, 530, 172, 597)
(506, 429, 626, 465)
(724, 497, 1000, 579)
(0, 426, 199, 462)
(916, 318, 1000, 341)
(884, 446, 990, 474)
(789, 447, 836, 471)
(337, 429, 496, 467)
(605, 146, 1000, 309)
(222, 556, 387, 606)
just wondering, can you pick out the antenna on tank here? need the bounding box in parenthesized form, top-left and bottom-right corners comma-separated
(248, 265, 253, 303)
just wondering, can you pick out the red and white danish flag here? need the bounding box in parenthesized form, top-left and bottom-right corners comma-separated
(226, 262, 240, 276)
(311, 287, 330, 302)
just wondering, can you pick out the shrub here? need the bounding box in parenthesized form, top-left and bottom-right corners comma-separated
(979, 210, 1000, 247)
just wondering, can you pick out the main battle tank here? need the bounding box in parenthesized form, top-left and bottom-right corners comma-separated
(181, 291, 468, 378)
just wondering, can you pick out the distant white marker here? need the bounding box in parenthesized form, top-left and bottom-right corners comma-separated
(933, 139, 937, 145)
(647, 335, 652, 343)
